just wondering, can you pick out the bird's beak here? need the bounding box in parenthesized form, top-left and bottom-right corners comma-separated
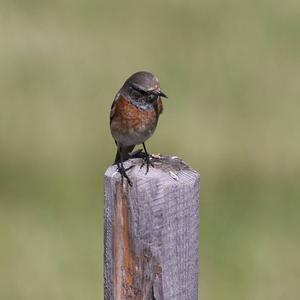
(158, 90, 168, 98)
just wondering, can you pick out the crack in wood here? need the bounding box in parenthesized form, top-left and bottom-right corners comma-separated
(113, 182, 162, 299)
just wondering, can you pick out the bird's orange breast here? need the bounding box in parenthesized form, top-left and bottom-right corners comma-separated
(110, 95, 163, 146)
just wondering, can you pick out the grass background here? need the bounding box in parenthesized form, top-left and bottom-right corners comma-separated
(1, 0, 300, 299)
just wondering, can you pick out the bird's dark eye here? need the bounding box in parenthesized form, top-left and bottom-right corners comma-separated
(148, 93, 158, 102)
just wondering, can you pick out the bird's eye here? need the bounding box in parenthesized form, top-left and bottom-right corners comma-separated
(148, 93, 158, 102)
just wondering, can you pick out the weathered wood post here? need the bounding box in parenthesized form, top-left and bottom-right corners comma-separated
(104, 155, 200, 300)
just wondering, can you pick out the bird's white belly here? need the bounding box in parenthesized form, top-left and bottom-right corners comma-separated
(112, 124, 156, 146)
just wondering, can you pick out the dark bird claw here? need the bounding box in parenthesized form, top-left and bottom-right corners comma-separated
(117, 162, 133, 186)
(139, 142, 155, 174)
(140, 154, 154, 174)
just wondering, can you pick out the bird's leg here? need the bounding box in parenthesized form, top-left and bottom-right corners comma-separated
(140, 142, 154, 174)
(117, 147, 133, 186)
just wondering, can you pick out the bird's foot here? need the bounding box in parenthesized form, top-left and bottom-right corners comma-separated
(140, 153, 154, 174)
(117, 163, 134, 186)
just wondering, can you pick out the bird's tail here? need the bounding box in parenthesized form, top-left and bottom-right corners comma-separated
(114, 145, 135, 164)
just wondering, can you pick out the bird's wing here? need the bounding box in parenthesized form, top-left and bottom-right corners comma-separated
(110, 92, 121, 124)
(154, 98, 163, 116)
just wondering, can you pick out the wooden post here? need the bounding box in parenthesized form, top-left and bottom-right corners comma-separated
(104, 155, 200, 300)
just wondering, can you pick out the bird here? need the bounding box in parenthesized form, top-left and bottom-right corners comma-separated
(110, 71, 168, 185)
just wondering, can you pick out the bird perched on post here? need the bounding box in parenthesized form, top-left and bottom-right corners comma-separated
(110, 71, 168, 185)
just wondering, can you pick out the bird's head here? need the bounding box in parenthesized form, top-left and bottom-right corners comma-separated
(123, 71, 167, 103)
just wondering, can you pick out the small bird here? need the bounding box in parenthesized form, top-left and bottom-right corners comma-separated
(110, 71, 168, 185)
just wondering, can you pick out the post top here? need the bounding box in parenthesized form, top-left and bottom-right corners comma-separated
(105, 155, 199, 187)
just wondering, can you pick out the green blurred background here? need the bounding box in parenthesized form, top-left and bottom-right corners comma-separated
(1, 0, 300, 299)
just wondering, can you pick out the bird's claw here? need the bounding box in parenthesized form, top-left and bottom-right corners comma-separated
(117, 164, 134, 186)
(140, 154, 154, 174)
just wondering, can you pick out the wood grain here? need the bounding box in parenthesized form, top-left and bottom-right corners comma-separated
(104, 155, 200, 300)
